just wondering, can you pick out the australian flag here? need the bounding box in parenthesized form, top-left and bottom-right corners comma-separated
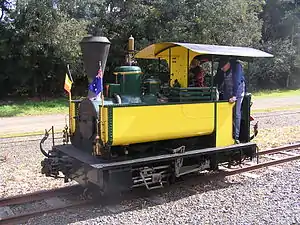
(88, 65, 103, 98)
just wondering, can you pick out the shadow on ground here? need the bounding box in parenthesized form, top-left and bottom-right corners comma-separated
(28, 173, 244, 224)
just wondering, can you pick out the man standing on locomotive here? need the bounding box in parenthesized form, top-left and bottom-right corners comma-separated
(216, 58, 245, 144)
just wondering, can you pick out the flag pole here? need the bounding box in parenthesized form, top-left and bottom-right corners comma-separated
(97, 61, 104, 107)
(65, 64, 74, 136)
(67, 64, 74, 83)
(99, 61, 105, 151)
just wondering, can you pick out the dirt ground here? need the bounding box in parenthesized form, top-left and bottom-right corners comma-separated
(252, 95, 300, 110)
(0, 114, 66, 137)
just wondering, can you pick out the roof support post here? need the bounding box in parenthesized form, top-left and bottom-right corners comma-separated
(247, 61, 250, 92)
(169, 48, 172, 86)
(210, 55, 214, 101)
(187, 49, 190, 86)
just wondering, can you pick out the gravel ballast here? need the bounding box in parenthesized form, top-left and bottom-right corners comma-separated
(254, 110, 300, 129)
(1, 109, 300, 224)
(0, 135, 76, 198)
(25, 161, 300, 225)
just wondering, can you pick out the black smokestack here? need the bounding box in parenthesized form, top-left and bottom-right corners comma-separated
(80, 36, 111, 83)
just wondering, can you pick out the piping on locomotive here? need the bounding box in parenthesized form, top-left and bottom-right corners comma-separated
(40, 36, 273, 194)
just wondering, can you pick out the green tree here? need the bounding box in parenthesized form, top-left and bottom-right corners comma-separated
(252, 0, 300, 89)
(1, 0, 299, 97)
(1, 0, 88, 97)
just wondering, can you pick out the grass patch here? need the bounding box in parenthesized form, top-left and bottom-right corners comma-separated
(252, 89, 300, 99)
(0, 98, 69, 117)
(252, 104, 300, 113)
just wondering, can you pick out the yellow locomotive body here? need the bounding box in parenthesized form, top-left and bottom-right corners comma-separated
(70, 101, 234, 147)
(111, 103, 216, 145)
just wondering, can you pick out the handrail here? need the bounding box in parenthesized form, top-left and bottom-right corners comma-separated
(40, 126, 55, 158)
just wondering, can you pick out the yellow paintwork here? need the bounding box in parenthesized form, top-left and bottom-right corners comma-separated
(134, 43, 175, 59)
(111, 103, 214, 146)
(135, 43, 207, 88)
(216, 102, 235, 147)
(98, 101, 237, 148)
(163, 46, 188, 87)
(189, 51, 199, 67)
(69, 101, 76, 134)
(100, 107, 109, 144)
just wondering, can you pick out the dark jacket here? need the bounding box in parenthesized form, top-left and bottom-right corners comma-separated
(230, 60, 245, 97)
(214, 60, 245, 98)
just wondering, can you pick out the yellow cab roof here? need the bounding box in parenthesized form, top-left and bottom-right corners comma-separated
(135, 42, 274, 59)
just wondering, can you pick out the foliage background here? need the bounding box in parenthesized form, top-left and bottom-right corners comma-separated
(0, 0, 299, 98)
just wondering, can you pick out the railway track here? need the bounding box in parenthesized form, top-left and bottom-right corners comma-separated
(0, 185, 90, 225)
(1, 143, 300, 225)
(218, 142, 300, 176)
(0, 135, 63, 146)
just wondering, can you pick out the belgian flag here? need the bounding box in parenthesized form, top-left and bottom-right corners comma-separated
(64, 72, 73, 94)
(64, 65, 74, 101)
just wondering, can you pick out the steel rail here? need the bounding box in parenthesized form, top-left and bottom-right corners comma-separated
(0, 200, 93, 225)
(0, 135, 63, 145)
(219, 143, 300, 176)
(222, 154, 300, 176)
(0, 185, 82, 208)
(257, 142, 300, 156)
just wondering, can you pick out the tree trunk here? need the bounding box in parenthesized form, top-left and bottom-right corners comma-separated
(286, 73, 290, 88)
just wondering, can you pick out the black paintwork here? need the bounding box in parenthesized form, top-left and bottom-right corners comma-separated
(55, 142, 256, 170)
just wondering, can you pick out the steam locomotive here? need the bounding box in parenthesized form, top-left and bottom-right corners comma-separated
(40, 36, 273, 195)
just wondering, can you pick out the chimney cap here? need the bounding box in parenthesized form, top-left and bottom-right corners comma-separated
(80, 36, 111, 44)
